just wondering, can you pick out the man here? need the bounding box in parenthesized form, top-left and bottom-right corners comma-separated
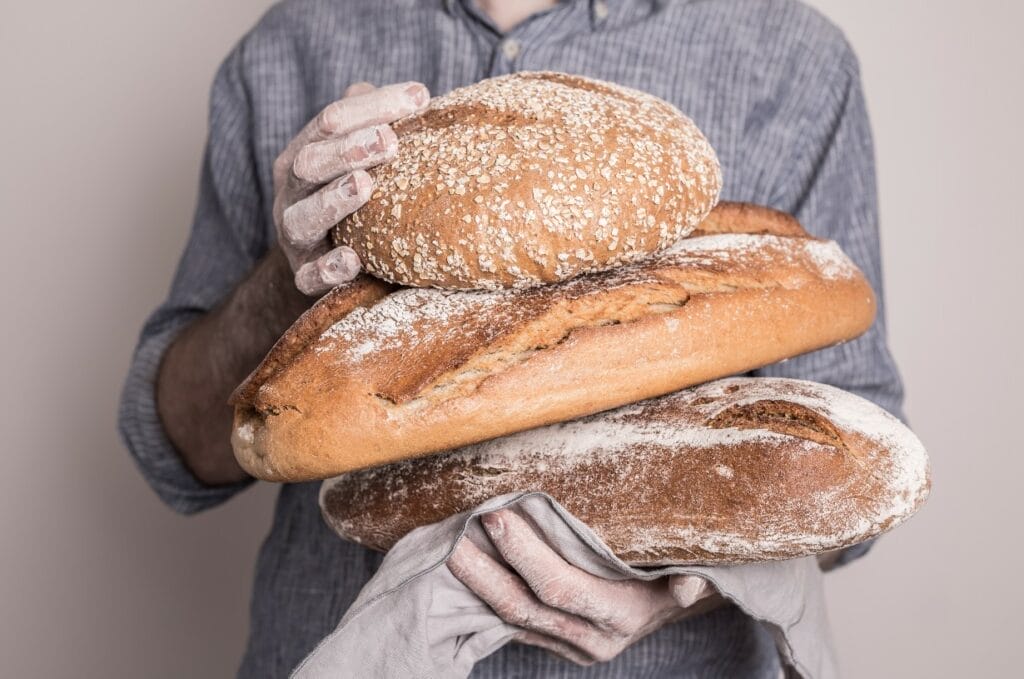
(120, 0, 904, 676)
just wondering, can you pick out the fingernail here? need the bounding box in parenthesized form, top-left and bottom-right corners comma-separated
(354, 170, 373, 195)
(321, 248, 359, 283)
(368, 128, 387, 153)
(404, 83, 429, 106)
(339, 175, 359, 198)
(340, 171, 371, 198)
(347, 126, 388, 156)
(674, 576, 706, 607)
(322, 250, 343, 275)
(294, 263, 320, 297)
(341, 248, 360, 271)
(482, 512, 504, 537)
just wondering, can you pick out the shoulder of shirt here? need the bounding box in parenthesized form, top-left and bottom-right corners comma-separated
(242, 0, 401, 41)
(682, 0, 861, 78)
(220, 0, 391, 82)
(203, 0, 354, 68)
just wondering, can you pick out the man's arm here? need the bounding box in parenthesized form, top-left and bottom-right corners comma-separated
(118, 41, 274, 512)
(155, 81, 430, 487)
(155, 248, 310, 485)
(118, 24, 432, 503)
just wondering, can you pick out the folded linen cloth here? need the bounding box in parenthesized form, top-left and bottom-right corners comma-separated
(293, 492, 838, 678)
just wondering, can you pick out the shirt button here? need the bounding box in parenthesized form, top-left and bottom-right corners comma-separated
(501, 39, 521, 60)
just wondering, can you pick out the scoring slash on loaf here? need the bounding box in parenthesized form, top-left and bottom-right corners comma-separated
(332, 71, 722, 290)
(320, 377, 931, 565)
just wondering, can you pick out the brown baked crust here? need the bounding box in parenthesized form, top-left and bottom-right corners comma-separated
(690, 201, 807, 238)
(232, 202, 877, 481)
(229, 275, 396, 406)
(320, 377, 931, 565)
(331, 72, 721, 290)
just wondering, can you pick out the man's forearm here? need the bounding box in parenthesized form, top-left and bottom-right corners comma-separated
(156, 247, 311, 485)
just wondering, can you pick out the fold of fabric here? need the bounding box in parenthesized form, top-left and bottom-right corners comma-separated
(293, 492, 838, 678)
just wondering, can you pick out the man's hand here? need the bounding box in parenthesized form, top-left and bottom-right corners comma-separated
(156, 81, 428, 484)
(448, 509, 718, 666)
(273, 80, 430, 295)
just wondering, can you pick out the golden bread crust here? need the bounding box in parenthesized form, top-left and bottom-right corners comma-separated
(232, 203, 877, 481)
(320, 377, 931, 565)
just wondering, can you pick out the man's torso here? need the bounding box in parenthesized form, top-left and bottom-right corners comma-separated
(234, 1, 851, 675)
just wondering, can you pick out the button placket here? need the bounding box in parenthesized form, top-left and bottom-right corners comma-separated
(490, 35, 524, 76)
(501, 38, 521, 60)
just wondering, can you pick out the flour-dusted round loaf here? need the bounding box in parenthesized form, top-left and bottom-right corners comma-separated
(331, 72, 722, 290)
(320, 378, 931, 565)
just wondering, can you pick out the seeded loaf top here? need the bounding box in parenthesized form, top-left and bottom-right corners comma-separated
(332, 72, 722, 290)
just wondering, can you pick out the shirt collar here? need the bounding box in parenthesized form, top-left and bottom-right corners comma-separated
(442, 0, 615, 30)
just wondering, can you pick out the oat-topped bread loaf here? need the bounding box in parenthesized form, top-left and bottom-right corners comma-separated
(331, 71, 721, 290)
(232, 203, 877, 481)
(321, 377, 931, 565)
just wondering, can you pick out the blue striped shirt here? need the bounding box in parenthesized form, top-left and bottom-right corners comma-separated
(119, 1, 904, 675)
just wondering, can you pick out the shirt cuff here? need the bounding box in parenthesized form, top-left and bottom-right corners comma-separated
(831, 537, 877, 569)
(118, 311, 252, 514)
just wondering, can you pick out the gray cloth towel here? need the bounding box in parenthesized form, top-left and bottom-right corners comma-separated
(294, 492, 838, 678)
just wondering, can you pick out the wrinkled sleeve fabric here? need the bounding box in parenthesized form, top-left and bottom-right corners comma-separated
(118, 41, 269, 515)
(756, 47, 906, 566)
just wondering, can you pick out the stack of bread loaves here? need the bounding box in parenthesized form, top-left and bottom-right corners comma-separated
(231, 72, 929, 565)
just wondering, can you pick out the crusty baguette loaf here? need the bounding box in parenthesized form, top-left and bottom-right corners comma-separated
(320, 377, 931, 565)
(331, 72, 721, 290)
(231, 203, 877, 481)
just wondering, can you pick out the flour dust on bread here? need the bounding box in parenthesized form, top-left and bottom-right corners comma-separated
(332, 72, 722, 290)
(320, 377, 931, 565)
(231, 203, 877, 481)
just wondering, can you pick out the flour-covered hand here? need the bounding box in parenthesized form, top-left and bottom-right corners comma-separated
(272, 80, 429, 295)
(447, 508, 716, 665)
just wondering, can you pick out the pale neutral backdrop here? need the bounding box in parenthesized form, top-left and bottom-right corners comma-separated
(1, 1, 1020, 677)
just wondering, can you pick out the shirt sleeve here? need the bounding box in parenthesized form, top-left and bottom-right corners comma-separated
(118, 42, 270, 515)
(755, 48, 906, 566)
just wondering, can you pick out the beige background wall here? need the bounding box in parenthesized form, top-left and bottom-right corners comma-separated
(1, 1, 1020, 677)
